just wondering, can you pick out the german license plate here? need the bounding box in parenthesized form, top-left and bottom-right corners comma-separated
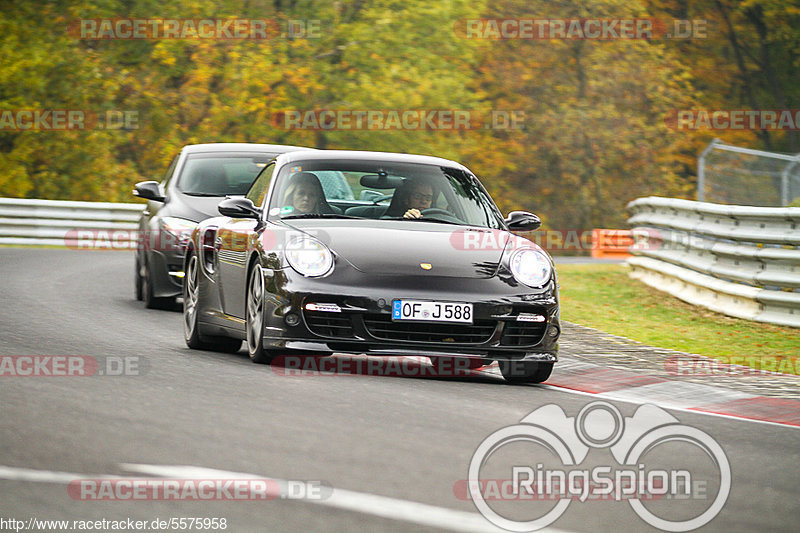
(392, 300, 473, 324)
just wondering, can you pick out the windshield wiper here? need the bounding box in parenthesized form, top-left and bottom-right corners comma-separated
(384, 216, 462, 226)
(182, 191, 224, 197)
(281, 213, 361, 220)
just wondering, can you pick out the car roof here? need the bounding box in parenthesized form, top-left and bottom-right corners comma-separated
(275, 149, 470, 171)
(181, 143, 315, 154)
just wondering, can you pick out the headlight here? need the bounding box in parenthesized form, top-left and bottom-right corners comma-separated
(509, 249, 552, 287)
(161, 217, 198, 242)
(285, 237, 333, 277)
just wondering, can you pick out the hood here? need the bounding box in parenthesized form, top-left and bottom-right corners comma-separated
(290, 221, 514, 278)
(165, 193, 230, 221)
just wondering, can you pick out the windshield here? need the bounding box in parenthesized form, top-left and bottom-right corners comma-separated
(266, 159, 506, 229)
(177, 153, 276, 196)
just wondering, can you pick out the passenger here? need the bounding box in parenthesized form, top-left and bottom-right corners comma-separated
(282, 172, 336, 214)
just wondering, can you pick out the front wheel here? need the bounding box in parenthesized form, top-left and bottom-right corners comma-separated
(499, 360, 553, 384)
(142, 255, 176, 310)
(134, 255, 144, 301)
(183, 252, 242, 353)
(246, 263, 274, 364)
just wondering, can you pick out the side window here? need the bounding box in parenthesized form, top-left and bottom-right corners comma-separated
(246, 161, 275, 208)
(161, 155, 179, 186)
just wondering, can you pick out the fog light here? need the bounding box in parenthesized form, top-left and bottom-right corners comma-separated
(548, 327, 559, 337)
(285, 312, 301, 327)
(305, 303, 342, 313)
(517, 313, 546, 322)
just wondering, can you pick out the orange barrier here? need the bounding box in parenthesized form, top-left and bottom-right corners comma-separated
(591, 229, 633, 259)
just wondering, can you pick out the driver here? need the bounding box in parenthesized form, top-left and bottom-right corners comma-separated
(402, 181, 434, 219)
(383, 179, 435, 219)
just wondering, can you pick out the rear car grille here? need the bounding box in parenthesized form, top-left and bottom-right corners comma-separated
(363, 314, 495, 344)
(500, 322, 547, 346)
(304, 312, 355, 338)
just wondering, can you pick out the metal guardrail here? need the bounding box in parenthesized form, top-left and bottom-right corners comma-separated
(0, 197, 142, 248)
(627, 196, 800, 328)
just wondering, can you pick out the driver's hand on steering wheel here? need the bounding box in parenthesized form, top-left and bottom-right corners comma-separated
(403, 208, 422, 219)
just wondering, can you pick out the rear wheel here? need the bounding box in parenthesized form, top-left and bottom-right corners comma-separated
(499, 360, 553, 384)
(183, 252, 242, 353)
(246, 263, 274, 364)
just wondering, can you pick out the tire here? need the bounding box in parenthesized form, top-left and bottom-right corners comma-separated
(499, 360, 553, 384)
(134, 255, 144, 301)
(246, 262, 274, 364)
(183, 252, 242, 353)
(142, 254, 176, 310)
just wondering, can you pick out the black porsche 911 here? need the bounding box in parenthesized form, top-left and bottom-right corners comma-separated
(182, 150, 560, 383)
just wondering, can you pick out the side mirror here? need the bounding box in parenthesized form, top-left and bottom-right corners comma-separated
(505, 211, 541, 231)
(133, 181, 165, 202)
(218, 197, 261, 219)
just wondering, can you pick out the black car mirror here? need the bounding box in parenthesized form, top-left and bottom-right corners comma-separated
(133, 181, 165, 202)
(505, 211, 541, 231)
(218, 197, 261, 219)
(360, 173, 403, 189)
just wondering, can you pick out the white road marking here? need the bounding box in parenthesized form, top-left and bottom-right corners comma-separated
(600, 380, 756, 408)
(0, 465, 115, 483)
(478, 362, 795, 428)
(121, 464, 541, 533)
(0, 463, 570, 533)
(540, 384, 798, 429)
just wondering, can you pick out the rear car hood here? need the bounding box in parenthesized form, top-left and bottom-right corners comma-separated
(170, 194, 230, 221)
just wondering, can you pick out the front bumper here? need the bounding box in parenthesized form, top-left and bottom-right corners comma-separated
(261, 276, 559, 362)
(147, 249, 186, 298)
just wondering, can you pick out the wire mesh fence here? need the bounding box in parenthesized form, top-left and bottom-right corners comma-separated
(697, 139, 800, 206)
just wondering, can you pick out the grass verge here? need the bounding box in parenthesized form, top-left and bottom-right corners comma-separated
(556, 263, 798, 366)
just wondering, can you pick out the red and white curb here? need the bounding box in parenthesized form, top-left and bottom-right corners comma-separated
(533, 359, 800, 427)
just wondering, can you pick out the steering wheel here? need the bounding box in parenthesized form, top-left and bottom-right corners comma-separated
(421, 208, 452, 217)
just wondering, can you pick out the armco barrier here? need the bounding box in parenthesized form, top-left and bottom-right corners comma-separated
(0, 197, 142, 248)
(627, 196, 800, 328)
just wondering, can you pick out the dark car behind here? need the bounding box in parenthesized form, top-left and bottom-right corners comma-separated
(133, 143, 313, 309)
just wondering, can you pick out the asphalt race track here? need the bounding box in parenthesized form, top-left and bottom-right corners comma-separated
(1, 249, 798, 532)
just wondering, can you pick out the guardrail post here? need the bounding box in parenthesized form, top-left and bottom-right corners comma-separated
(697, 138, 720, 202)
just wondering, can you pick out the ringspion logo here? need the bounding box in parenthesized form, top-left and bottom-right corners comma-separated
(464, 401, 730, 531)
